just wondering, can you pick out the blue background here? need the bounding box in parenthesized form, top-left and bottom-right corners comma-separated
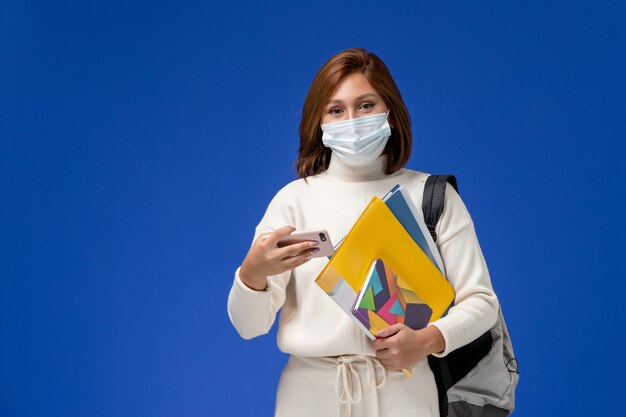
(1, 1, 625, 416)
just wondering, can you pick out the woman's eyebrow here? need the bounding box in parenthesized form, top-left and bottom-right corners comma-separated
(355, 93, 378, 101)
(326, 93, 378, 105)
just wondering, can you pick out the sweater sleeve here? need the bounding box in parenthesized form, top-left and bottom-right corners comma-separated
(227, 186, 295, 340)
(428, 184, 499, 357)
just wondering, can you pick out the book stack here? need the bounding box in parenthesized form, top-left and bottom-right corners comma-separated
(314, 185, 454, 341)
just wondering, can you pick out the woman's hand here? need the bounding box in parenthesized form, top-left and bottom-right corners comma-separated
(239, 225, 318, 291)
(372, 324, 446, 372)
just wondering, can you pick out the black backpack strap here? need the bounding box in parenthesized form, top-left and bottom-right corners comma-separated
(422, 175, 494, 417)
(428, 355, 451, 417)
(422, 175, 458, 243)
(423, 174, 457, 417)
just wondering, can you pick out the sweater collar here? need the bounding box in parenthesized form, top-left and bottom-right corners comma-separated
(324, 153, 389, 182)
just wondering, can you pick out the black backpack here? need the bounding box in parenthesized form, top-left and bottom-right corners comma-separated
(422, 175, 519, 417)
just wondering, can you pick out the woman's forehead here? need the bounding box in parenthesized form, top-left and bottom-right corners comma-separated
(327, 73, 379, 103)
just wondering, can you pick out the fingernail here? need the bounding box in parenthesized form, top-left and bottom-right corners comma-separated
(309, 241, 319, 247)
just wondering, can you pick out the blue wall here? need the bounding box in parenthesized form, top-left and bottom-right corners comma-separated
(1, 1, 625, 415)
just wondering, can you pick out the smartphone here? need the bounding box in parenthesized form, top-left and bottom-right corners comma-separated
(276, 229, 334, 258)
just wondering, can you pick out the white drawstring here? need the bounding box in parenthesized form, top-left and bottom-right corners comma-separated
(334, 355, 387, 417)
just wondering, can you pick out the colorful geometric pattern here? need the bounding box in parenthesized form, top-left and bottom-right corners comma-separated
(315, 262, 375, 337)
(352, 258, 433, 336)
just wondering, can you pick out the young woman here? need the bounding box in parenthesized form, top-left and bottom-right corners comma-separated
(227, 48, 499, 417)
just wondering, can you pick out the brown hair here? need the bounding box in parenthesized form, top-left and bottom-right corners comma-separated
(295, 48, 412, 178)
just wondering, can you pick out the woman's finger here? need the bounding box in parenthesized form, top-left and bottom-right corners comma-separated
(278, 240, 318, 258)
(263, 225, 296, 246)
(374, 347, 391, 360)
(282, 249, 314, 267)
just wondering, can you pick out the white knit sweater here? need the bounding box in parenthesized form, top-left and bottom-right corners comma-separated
(227, 154, 499, 358)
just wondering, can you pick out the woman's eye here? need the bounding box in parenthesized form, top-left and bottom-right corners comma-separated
(360, 102, 374, 110)
(328, 108, 343, 115)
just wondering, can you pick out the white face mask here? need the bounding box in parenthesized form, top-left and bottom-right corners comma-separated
(321, 112, 391, 167)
